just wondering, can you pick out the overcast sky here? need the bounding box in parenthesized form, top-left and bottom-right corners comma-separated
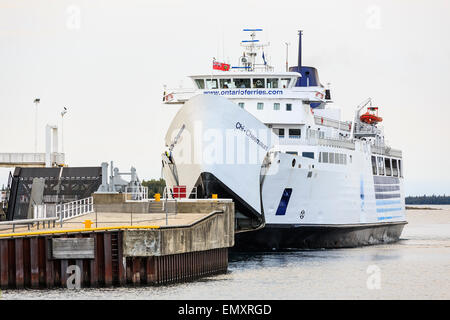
(0, 0, 449, 196)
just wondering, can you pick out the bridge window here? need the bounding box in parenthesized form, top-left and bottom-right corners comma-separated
(289, 129, 301, 139)
(274, 103, 280, 110)
(371, 156, 377, 175)
(392, 159, 398, 177)
(267, 78, 279, 88)
(253, 78, 265, 88)
(329, 153, 335, 163)
(233, 78, 251, 88)
(206, 79, 218, 89)
(302, 152, 314, 159)
(322, 152, 328, 163)
(286, 151, 298, 155)
(195, 79, 205, 89)
(398, 159, 403, 177)
(286, 103, 292, 111)
(281, 78, 291, 88)
(377, 156, 385, 175)
(220, 79, 231, 89)
(385, 158, 392, 176)
(238, 102, 245, 109)
(257, 102, 264, 110)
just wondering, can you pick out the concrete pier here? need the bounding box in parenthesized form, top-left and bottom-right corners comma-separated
(0, 199, 234, 289)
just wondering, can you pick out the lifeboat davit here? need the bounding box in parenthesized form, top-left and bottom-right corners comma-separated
(360, 107, 383, 124)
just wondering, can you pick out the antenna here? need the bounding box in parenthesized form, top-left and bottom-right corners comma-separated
(285, 42, 290, 72)
(239, 28, 272, 72)
(33, 98, 40, 153)
(298, 30, 303, 71)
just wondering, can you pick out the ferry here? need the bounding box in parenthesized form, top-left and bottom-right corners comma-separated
(161, 29, 407, 250)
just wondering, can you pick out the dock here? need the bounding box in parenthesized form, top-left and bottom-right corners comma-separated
(0, 196, 234, 289)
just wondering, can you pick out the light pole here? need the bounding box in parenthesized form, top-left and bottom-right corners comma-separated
(33, 98, 40, 152)
(61, 107, 68, 154)
(285, 42, 290, 72)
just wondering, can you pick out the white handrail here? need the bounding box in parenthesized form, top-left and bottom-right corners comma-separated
(125, 186, 148, 201)
(56, 196, 94, 221)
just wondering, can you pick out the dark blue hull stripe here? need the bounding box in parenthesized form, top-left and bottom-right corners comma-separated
(374, 176, 400, 184)
(376, 199, 402, 206)
(375, 185, 400, 192)
(376, 207, 403, 213)
(377, 214, 403, 220)
(375, 193, 401, 199)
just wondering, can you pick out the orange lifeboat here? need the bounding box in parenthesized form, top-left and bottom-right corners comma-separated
(360, 107, 383, 124)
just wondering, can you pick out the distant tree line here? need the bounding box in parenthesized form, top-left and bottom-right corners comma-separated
(406, 195, 450, 205)
(141, 178, 166, 198)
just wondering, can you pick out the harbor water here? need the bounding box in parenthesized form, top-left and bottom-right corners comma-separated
(2, 205, 449, 300)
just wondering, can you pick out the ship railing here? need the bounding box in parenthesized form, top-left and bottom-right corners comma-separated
(314, 116, 352, 132)
(163, 89, 196, 104)
(307, 129, 356, 150)
(278, 138, 303, 145)
(371, 145, 402, 158)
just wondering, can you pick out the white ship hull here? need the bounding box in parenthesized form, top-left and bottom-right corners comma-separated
(162, 95, 407, 250)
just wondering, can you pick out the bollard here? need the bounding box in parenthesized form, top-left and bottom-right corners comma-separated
(83, 220, 93, 229)
(154, 193, 161, 202)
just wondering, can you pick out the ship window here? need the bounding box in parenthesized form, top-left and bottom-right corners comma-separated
(288, 129, 301, 139)
(281, 78, 291, 88)
(220, 79, 231, 89)
(322, 152, 328, 163)
(233, 78, 251, 88)
(392, 159, 398, 177)
(267, 78, 279, 88)
(253, 78, 265, 88)
(343, 154, 347, 165)
(371, 156, 377, 175)
(287, 151, 298, 156)
(319, 152, 322, 162)
(195, 79, 205, 89)
(302, 152, 314, 159)
(377, 156, 385, 175)
(329, 153, 335, 163)
(286, 103, 292, 111)
(206, 79, 218, 89)
(275, 188, 293, 216)
(257, 102, 264, 110)
(274, 103, 280, 110)
(385, 158, 392, 176)
(238, 102, 245, 109)
(273, 128, 285, 138)
(398, 159, 403, 177)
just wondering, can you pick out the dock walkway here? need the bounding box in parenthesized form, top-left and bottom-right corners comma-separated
(0, 198, 234, 289)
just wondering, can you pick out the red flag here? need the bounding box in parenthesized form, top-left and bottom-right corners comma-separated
(213, 61, 230, 71)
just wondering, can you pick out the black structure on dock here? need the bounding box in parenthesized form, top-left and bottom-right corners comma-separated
(6, 167, 102, 221)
